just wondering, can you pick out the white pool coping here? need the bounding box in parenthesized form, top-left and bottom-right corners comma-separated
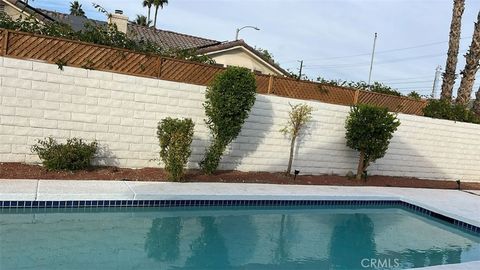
(0, 180, 479, 269)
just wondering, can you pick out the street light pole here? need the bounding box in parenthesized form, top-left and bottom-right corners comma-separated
(367, 32, 378, 88)
(235, 25, 260, 40)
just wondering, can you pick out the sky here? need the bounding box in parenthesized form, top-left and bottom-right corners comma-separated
(30, 0, 480, 97)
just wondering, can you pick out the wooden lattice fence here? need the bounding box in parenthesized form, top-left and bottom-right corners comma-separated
(0, 29, 427, 115)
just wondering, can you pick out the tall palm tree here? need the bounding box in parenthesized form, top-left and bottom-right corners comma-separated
(153, 0, 168, 28)
(456, 11, 480, 105)
(134, 15, 151, 27)
(440, 0, 465, 101)
(70, 1, 86, 17)
(142, 0, 153, 24)
(473, 86, 480, 115)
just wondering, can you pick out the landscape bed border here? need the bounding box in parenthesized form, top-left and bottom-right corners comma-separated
(1, 199, 478, 235)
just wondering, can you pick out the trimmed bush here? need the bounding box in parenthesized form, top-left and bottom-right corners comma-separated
(423, 99, 480, 124)
(200, 66, 257, 174)
(31, 137, 98, 171)
(157, 117, 195, 181)
(345, 104, 400, 180)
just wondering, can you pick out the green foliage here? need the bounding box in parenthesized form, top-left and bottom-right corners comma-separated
(367, 82, 402, 96)
(0, 13, 214, 64)
(280, 103, 313, 175)
(407, 91, 422, 100)
(70, 1, 86, 17)
(345, 104, 400, 179)
(423, 99, 480, 124)
(200, 67, 257, 174)
(255, 47, 275, 62)
(134, 15, 151, 27)
(157, 117, 195, 181)
(316, 78, 403, 97)
(169, 48, 216, 65)
(280, 103, 313, 137)
(55, 58, 67, 70)
(31, 137, 98, 171)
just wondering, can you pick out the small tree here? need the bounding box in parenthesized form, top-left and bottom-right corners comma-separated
(200, 67, 257, 174)
(280, 103, 313, 175)
(345, 104, 400, 180)
(157, 117, 195, 181)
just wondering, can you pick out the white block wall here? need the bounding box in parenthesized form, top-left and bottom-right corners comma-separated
(1, 57, 480, 182)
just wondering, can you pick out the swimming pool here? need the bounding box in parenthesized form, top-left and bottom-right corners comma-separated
(1, 202, 479, 269)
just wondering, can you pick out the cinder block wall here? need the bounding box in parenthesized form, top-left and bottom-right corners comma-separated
(1, 57, 479, 182)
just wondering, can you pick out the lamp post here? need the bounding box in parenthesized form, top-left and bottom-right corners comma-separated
(235, 26, 260, 40)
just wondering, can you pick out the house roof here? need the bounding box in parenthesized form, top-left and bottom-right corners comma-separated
(127, 24, 220, 50)
(198, 39, 290, 76)
(4, 0, 55, 23)
(37, 8, 106, 31)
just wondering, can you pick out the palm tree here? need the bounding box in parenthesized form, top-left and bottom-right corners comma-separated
(134, 15, 151, 27)
(440, 0, 465, 101)
(153, 0, 168, 28)
(142, 0, 153, 24)
(473, 86, 480, 115)
(456, 11, 480, 105)
(70, 1, 86, 17)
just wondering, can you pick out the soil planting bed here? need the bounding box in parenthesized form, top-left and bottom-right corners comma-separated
(1, 162, 479, 190)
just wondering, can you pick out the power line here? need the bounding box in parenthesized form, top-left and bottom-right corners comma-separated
(383, 80, 433, 84)
(303, 53, 446, 69)
(378, 75, 433, 81)
(278, 36, 472, 65)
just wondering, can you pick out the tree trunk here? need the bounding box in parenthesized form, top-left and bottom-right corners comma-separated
(456, 11, 480, 105)
(440, 0, 465, 101)
(356, 150, 365, 180)
(286, 136, 295, 175)
(473, 87, 480, 115)
(147, 7, 151, 24)
(153, 7, 159, 28)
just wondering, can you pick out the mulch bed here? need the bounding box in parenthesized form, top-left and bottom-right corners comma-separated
(1, 162, 479, 190)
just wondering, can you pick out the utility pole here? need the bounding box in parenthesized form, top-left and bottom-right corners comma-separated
(367, 32, 378, 88)
(431, 65, 442, 99)
(297, 60, 303, 80)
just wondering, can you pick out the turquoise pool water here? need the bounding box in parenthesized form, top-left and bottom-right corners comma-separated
(1, 206, 479, 270)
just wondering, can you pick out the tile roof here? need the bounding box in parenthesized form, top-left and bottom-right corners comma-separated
(127, 23, 219, 50)
(198, 39, 290, 76)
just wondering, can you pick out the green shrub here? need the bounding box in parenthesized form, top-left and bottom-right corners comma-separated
(200, 66, 257, 174)
(423, 99, 480, 124)
(157, 117, 195, 181)
(345, 104, 400, 180)
(31, 137, 98, 171)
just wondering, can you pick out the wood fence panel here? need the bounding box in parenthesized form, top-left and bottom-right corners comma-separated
(255, 74, 271, 94)
(6, 32, 159, 77)
(272, 77, 356, 106)
(0, 29, 428, 115)
(358, 91, 426, 115)
(159, 58, 223, 86)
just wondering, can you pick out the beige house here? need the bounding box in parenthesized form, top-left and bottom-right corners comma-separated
(0, 0, 289, 76)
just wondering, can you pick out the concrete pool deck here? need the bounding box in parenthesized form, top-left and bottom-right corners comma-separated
(1, 179, 478, 227)
(0, 180, 479, 270)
